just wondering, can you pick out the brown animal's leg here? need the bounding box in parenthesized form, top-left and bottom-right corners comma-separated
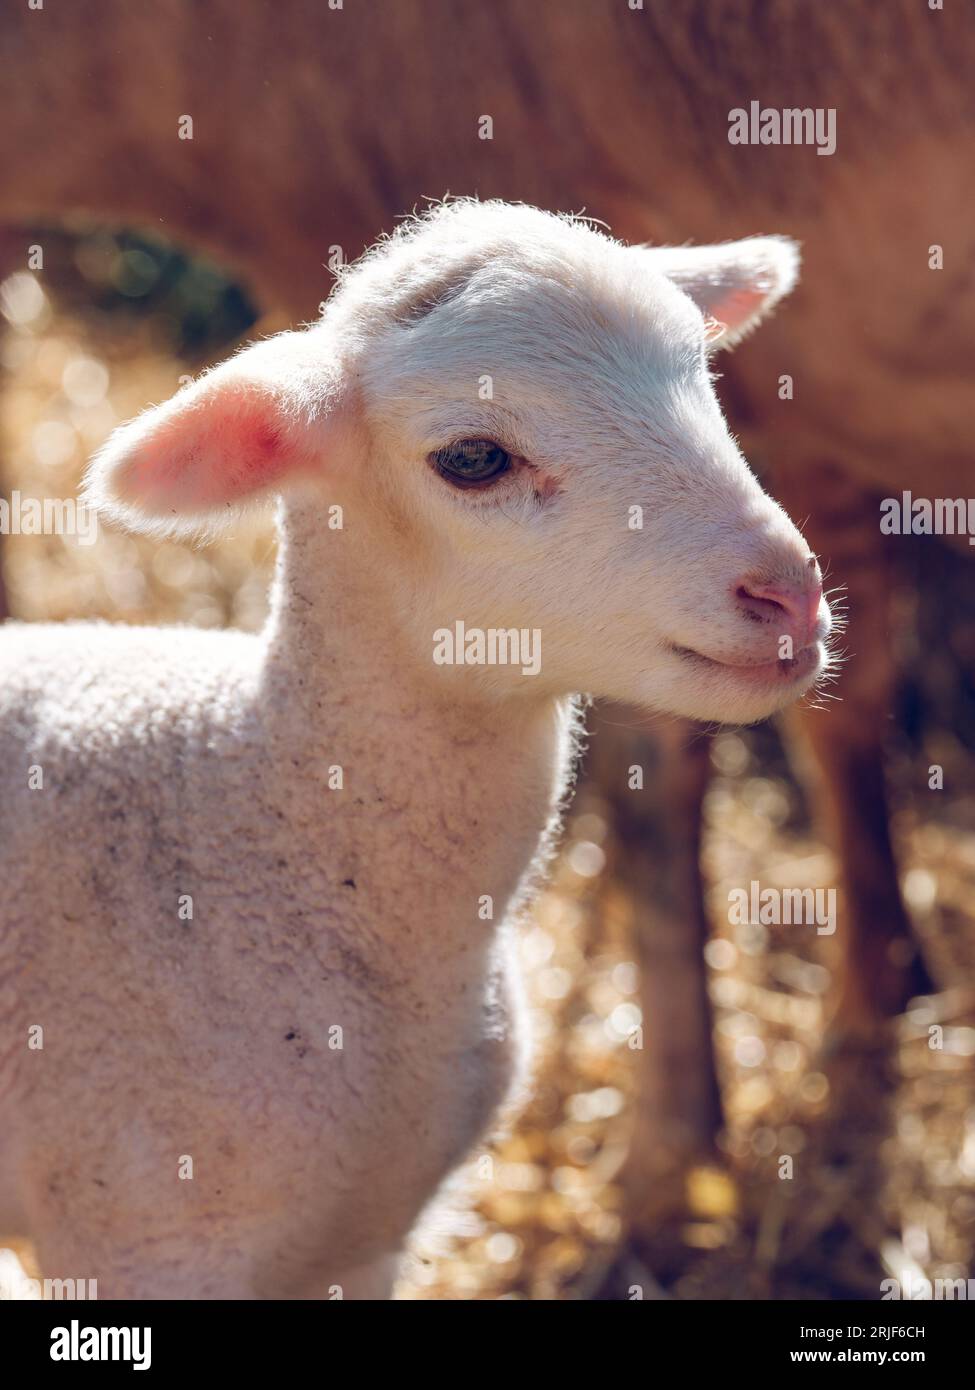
(585, 707, 721, 1229)
(0, 228, 20, 624)
(773, 465, 934, 1041)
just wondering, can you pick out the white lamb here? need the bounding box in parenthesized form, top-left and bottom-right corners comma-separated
(0, 200, 831, 1299)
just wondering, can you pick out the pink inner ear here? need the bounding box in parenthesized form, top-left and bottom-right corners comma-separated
(707, 285, 767, 335)
(124, 389, 296, 511)
(229, 416, 288, 494)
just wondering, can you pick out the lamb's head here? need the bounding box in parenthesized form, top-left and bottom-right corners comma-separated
(86, 200, 832, 724)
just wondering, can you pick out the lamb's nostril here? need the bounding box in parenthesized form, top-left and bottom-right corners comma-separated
(736, 583, 784, 621)
(735, 574, 823, 638)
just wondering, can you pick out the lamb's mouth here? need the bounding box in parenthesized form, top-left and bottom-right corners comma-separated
(672, 641, 824, 686)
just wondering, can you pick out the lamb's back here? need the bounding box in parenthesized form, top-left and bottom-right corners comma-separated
(0, 619, 262, 760)
(0, 618, 268, 972)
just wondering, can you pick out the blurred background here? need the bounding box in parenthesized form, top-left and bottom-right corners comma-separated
(1, 227, 973, 1299)
(2, 0, 973, 1300)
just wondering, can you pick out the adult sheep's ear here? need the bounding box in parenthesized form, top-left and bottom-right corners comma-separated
(83, 328, 348, 536)
(645, 236, 800, 349)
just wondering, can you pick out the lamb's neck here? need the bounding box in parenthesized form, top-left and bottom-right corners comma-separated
(258, 506, 578, 970)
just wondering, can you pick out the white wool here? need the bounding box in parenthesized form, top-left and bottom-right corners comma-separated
(0, 200, 828, 1298)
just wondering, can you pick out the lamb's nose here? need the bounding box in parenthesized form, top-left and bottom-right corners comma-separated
(735, 557, 823, 643)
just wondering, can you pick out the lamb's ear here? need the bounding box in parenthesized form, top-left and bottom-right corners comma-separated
(646, 236, 800, 349)
(83, 328, 346, 536)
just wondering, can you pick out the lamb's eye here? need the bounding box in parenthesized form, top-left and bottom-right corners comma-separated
(431, 439, 512, 486)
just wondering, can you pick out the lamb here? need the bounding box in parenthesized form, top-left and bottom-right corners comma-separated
(0, 200, 831, 1299)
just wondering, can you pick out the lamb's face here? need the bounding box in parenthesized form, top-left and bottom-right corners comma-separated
(352, 215, 832, 723)
(87, 202, 832, 725)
